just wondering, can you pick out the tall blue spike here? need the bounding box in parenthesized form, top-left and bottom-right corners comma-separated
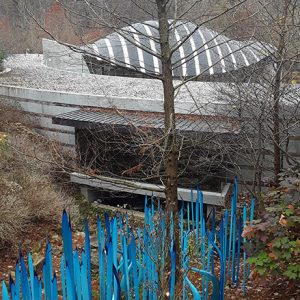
(231, 212, 237, 283)
(180, 201, 184, 251)
(250, 197, 255, 226)
(236, 217, 242, 286)
(228, 183, 237, 280)
(151, 193, 155, 218)
(81, 250, 89, 300)
(211, 207, 216, 274)
(199, 191, 204, 229)
(231, 179, 238, 282)
(100, 249, 106, 299)
(219, 217, 224, 298)
(190, 268, 220, 300)
(129, 236, 139, 299)
(20, 255, 31, 300)
(43, 263, 46, 299)
(15, 260, 20, 300)
(182, 233, 189, 300)
(195, 189, 199, 255)
(60, 255, 66, 300)
(169, 243, 176, 300)
(38, 279, 42, 299)
(28, 253, 34, 300)
(97, 217, 106, 300)
(73, 249, 81, 298)
(33, 273, 40, 300)
(223, 209, 229, 288)
(142, 229, 148, 300)
(191, 190, 195, 231)
(9, 277, 16, 300)
(137, 227, 142, 264)
(185, 277, 201, 300)
(187, 201, 190, 232)
(112, 265, 121, 300)
(200, 217, 206, 296)
(84, 219, 92, 300)
(234, 176, 238, 197)
(62, 210, 74, 292)
(198, 190, 206, 295)
(66, 263, 75, 300)
(44, 242, 53, 300)
(2, 281, 10, 300)
(112, 218, 118, 296)
(125, 213, 129, 238)
(106, 241, 113, 300)
(122, 236, 130, 299)
(242, 204, 247, 296)
(51, 273, 58, 300)
(104, 212, 110, 242)
(160, 215, 166, 281)
(205, 232, 214, 299)
(248, 197, 255, 276)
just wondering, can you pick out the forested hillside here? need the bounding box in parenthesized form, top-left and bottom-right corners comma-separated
(0, 0, 104, 53)
(0, 0, 258, 53)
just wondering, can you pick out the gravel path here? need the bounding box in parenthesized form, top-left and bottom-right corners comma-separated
(1, 54, 222, 103)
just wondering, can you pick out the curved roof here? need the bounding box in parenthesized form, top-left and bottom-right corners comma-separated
(88, 20, 274, 77)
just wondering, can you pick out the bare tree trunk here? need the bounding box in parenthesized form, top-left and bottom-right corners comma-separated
(272, 0, 288, 186)
(156, 0, 180, 295)
(257, 117, 264, 212)
(273, 63, 282, 186)
(273, 44, 284, 187)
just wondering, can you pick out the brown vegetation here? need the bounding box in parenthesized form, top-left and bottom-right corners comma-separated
(0, 0, 106, 53)
(0, 103, 77, 248)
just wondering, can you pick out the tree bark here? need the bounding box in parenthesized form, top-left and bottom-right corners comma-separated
(272, 0, 289, 186)
(273, 62, 282, 186)
(156, 0, 180, 297)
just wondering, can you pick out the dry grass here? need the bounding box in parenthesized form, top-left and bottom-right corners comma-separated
(0, 103, 78, 248)
(21, 175, 75, 222)
(0, 98, 36, 130)
(0, 178, 30, 245)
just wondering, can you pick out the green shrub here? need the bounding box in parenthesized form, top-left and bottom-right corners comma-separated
(0, 48, 6, 61)
(243, 169, 300, 280)
(0, 48, 6, 71)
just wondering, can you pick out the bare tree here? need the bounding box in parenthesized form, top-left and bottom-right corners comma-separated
(18, 0, 264, 291)
(213, 0, 300, 211)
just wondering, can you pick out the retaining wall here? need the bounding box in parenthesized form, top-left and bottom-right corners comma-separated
(0, 84, 217, 146)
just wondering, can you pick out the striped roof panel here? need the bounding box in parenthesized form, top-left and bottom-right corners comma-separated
(88, 20, 274, 77)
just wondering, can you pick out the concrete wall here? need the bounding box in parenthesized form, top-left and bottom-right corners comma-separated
(42, 38, 90, 73)
(0, 83, 299, 185)
(0, 83, 215, 146)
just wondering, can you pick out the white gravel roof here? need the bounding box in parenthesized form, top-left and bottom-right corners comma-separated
(1, 54, 225, 104)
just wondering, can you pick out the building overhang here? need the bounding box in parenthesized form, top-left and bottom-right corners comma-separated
(52, 108, 240, 134)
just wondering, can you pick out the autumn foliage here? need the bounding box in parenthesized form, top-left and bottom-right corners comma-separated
(243, 169, 300, 280)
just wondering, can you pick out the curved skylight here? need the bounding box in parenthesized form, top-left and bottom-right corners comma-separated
(87, 20, 274, 77)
